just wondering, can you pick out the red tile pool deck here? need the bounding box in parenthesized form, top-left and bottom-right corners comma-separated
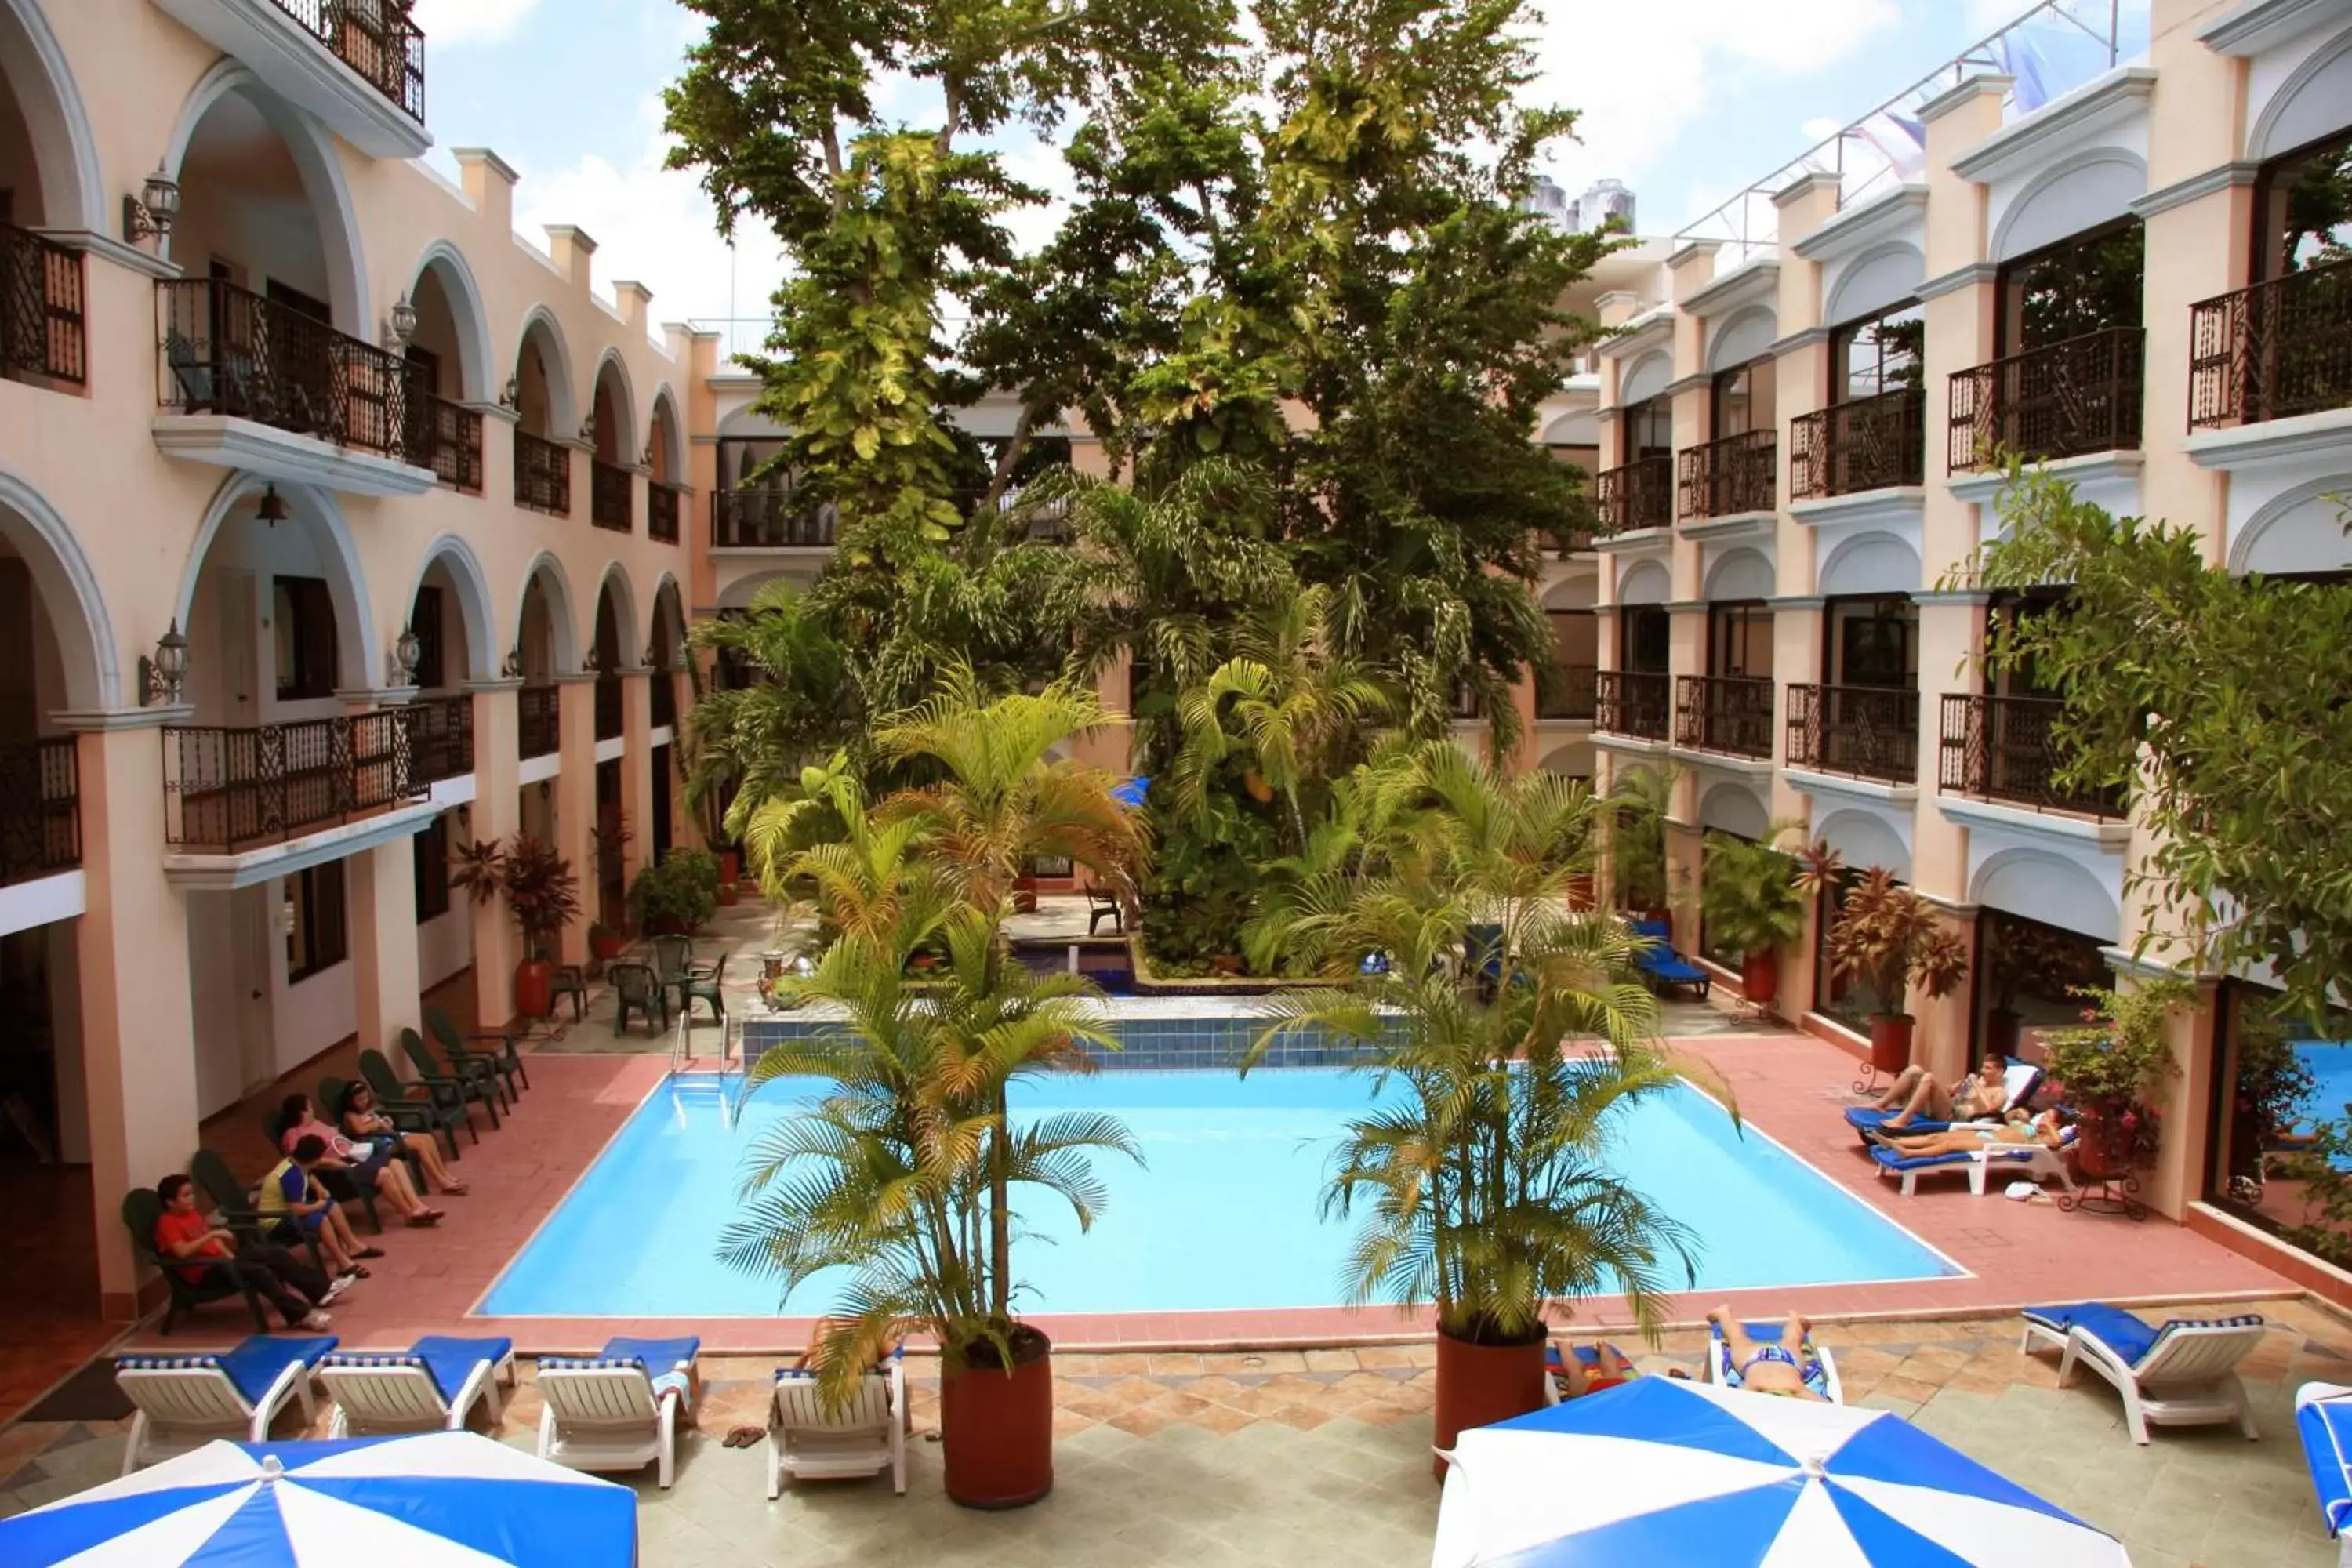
(120, 1031, 2298, 1358)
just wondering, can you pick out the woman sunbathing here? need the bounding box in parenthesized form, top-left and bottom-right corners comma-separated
(1706, 1307, 1828, 1402)
(1870, 1108, 2070, 1158)
(1869, 1053, 2010, 1129)
(1552, 1341, 1640, 1398)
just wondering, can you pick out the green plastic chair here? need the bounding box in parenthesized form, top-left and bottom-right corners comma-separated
(361, 1045, 474, 1152)
(610, 961, 670, 1037)
(424, 1004, 529, 1099)
(123, 1188, 267, 1336)
(680, 953, 727, 1025)
(320, 1075, 428, 1192)
(399, 1025, 504, 1127)
(189, 1148, 325, 1275)
(550, 964, 590, 1022)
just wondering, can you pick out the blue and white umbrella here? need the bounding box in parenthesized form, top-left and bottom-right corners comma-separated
(1432, 1377, 2128, 1566)
(0, 1433, 636, 1566)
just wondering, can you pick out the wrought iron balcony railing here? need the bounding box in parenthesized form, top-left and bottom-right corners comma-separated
(1538, 664, 1599, 721)
(1594, 456, 1673, 535)
(1784, 682, 1918, 785)
(157, 278, 412, 460)
(0, 221, 86, 387)
(2189, 260, 2352, 430)
(408, 695, 472, 786)
(594, 675, 622, 741)
(590, 458, 633, 533)
(1677, 430, 1777, 521)
(518, 684, 561, 760)
(712, 488, 837, 548)
(163, 712, 420, 853)
(1938, 693, 2125, 818)
(1948, 326, 2144, 473)
(1789, 387, 1925, 499)
(514, 429, 570, 515)
(1595, 670, 1671, 741)
(405, 387, 481, 492)
(267, 0, 426, 125)
(0, 737, 79, 887)
(1674, 674, 1774, 758)
(648, 480, 683, 543)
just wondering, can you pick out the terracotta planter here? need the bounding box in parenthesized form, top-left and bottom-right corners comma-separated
(718, 850, 742, 884)
(1210, 953, 1244, 977)
(1432, 1329, 1548, 1480)
(716, 881, 739, 906)
(590, 931, 627, 963)
(1868, 1014, 1914, 1075)
(2074, 1104, 2134, 1179)
(1740, 948, 1779, 1007)
(513, 958, 554, 1019)
(940, 1328, 1054, 1508)
(1013, 873, 1040, 915)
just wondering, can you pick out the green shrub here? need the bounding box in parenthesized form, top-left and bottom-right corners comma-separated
(630, 849, 720, 933)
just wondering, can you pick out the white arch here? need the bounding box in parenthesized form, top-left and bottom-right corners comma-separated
(406, 241, 496, 403)
(2251, 25, 2352, 162)
(403, 534, 498, 682)
(1537, 741, 1594, 778)
(648, 385, 688, 477)
(514, 551, 581, 672)
(162, 61, 370, 335)
(591, 561, 640, 662)
(514, 307, 581, 435)
(1991, 149, 2147, 263)
(1972, 848, 2120, 943)
(1818, 531, 1922, 597)
(1816, 807, 1911, 881)
(646, 572, 686, 656)
(177, 476, 376, 691)
(1541, 579, 1596, 611)
(0, 0, 103, 230)
(1700, 781, 1769, 838)
(1826, 242, 1926, 328)
(2230, 476, 2352, 577)
(0, 466, 118, 710)
(1619, 351, 1672, 408)
(591, 349, 639, 456)
(1706, 306, 1777, 373)
(1704, 546, 1774, 602)
(1616, 561, 1671, 605)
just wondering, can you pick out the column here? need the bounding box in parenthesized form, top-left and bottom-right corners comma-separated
(1662, 242, 1718, 956)
(64, 717, 201, 1320)
(348, 835, 423, 1056)
(465, 677, 522, 1030)
(554, 670, 598, 967)
(1767, 597, 1824, 1020)
(1913, 900, 1980, 1085)
(617, 665, 654, 888)
(1911, 588, 1988, 1081)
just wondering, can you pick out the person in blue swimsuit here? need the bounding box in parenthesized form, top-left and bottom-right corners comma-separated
(1706, 1308, 1828, 1401)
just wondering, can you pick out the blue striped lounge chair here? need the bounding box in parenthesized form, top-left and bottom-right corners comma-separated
(768, 1349, 906, 1497)
(1626, 918, 1710, 1000)
(1845, 1060, 2043, 1145)
(318, 1334, 517, 1436)
(114, 1334, 338, 1475)
(1541, 1341, 1639, 1406)
(536, 1335, 702, 1489)
(1705, 1319, 1842, 1403)
(1868, 1121, 2081, 1197)
(2295, 1382, 2352, 1565)
(2020, 1304, 2266, 1444)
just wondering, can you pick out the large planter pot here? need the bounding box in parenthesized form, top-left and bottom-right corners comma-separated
(1740, 948, 1780, 1007)
(2074, 1103, 2135, 1180)
(1868, 1014, 1914, 1075)
(590, 930, 627, 963)
(1431, 1329, 1548, 1480)
(513, 958, 554, 1019)
(1012, 873, 1040, 915)
(940, 1327, 1054, 1508)
(718, 851, 742, 884)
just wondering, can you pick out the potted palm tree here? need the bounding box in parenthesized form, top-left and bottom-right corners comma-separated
(1820, 866, 1969, 1075)
(451, 834, 582, 1018)
(1698, 828, 1806, 1007)
(1606, 767, 1673, 921)
(726, 667, 1148, 1508)
(1250, 743, 1705, 1475)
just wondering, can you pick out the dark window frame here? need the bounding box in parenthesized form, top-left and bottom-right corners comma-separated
(412, 815, 451, 921)
(409, 583, 445, 690)
(1619, 604, 1671, 674)
(1707, 601, 1773, 680)
(2251, 125, 2352, 281)
(1996, 218, 2146, 357)
(274, 575, 339, 702)
(286, 858, 349, 983)
(1821, 595, 1918, 691)
(1829, 300, 1926, 403)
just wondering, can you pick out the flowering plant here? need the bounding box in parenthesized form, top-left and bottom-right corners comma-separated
(2042, 980, 2190, 1167)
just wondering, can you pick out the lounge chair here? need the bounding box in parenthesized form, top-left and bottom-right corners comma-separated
(2020, 1303, 2266, 1444)
(115, 1334, 338, 1475)
(361, 1045, 477, 1151)
(1085, 884, 1124, 935)
(1845, 1061, 2044, 1144)
(2295, 1382, 2352, 1565)
(1627, 918, 1710, 1000)
(400, 1023, 505, 1125)
(120, 1189, 268, 1336)
(536, 1334, 702, 1489)
(768, 1352, 907, 1497)
(1868, 1125, 2082, 1197)
(611, 960, 670, 1036)
(1705, 1319, 1842, 1403)
(425, 1003, 530, 1102)
(1541, 1341, 1639, 1406)
(319, 1334, 517, 1436)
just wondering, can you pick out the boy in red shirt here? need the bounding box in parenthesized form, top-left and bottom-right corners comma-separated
(152, 1173, 342, 1330)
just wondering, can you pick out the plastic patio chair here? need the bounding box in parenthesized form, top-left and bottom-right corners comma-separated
(649, 935, 714, 1011)
(550, 964, 590, 1022)
(187, 1149, 326, 1276)
(121, 1189, 269, 1336)
(424, 1004, 529, 1100)
(611, 961, 670, 1037)
(318, 1075, 429, 1192)
(680, 953, 727, 1025)
(397, 1025, 503, 1130)
(359, 1047, 473, 1154)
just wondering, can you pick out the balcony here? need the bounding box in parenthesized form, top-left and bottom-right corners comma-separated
(518, 684, 560, 761)
(162, 712, 421, 854)
(590, 458, 633, 533)
(1938, 694, 2124, 818)
(1674, 675, 1773, 760)
(1593, 457, 1672, 535)
(1789, 387, 1925, 499)
(514, 430, 571, 515)
(151, 0, 427, 158)
(0, 222, 86, 389)
(1677, 430, 1776, 521)
(1948, 327, 2144, 474)
(712, 489, 836, 549)
(0, 738, 79, 887)
(594, 675, 622, 741)
(649, 481, 683, 544)
(1784, 683, 1917, 786)
(154, 278, 432, 495)
(408, 695, 472, 786)
(1595, 670, 1671, 742)
(1538, 665, 1598, 722)
(2189, 260, 2352, 430)
(406, 387, 481, 493)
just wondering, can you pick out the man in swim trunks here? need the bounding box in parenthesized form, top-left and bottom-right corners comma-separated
(1706, 1307, 1828, 1402)
(1869, 1107, 2069, 1159)
(1869, 1052, 2013, 1129)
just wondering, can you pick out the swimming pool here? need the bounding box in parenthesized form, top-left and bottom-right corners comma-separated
(479, 1068, 1961, 1318)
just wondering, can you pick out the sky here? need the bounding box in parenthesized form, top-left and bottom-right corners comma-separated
(408, 0, 2086, 357)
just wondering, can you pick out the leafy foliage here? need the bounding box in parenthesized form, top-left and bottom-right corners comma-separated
(1698, 828, 1807, 959)
(448, 835, 581, 960)
(2038, 981, 2190, 1111)
(1820, 868, 1969, 1021)
(629, 848, 721, 934)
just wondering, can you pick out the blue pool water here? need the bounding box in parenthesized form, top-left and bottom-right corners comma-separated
(479, 1070, 1961, 1318)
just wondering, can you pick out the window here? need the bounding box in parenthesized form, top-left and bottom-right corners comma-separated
(1824, 597, 1917, 690)
(2253, 129, 2352, 279)
(1709, 359, 1774, 439)
(286, 859, 348, 982)
(274, 576, 338, 701)
(1830, 303, 1925, 402)
(412, 815, 451, 921)
(1620, 605, 1670, 674)
(1999, 222, 2144, 354)
(265, 279, 332, 325)
(1984, 590, 2070, 697)
(1621, 397, 1672, 459)
(409, 585, 445, 691)
(1708, 602, 1773, 679)
(405, 343, 443, 399)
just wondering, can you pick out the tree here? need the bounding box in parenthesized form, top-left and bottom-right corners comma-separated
(1965, 470, 2352, 1023)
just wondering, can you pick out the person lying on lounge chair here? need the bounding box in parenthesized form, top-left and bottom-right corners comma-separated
(280, 1093, 443, 1227)
(1869, 1107, 2070, 1158)
(1553, 1341, 1641, 1398)
(1868, 1053, 2010, 1130)
(1706, 1308, 1829, 1402)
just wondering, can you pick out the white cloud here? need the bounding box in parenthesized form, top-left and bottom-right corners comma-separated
(412, 0, 543, 49)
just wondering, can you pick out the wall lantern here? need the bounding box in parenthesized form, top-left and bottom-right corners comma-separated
(499, 376, 521, 411)
(139, 621, 190, 706)
(122, 163, 180, 243)
(392, 624, 423, 685)
(385, 294, 419, 352)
